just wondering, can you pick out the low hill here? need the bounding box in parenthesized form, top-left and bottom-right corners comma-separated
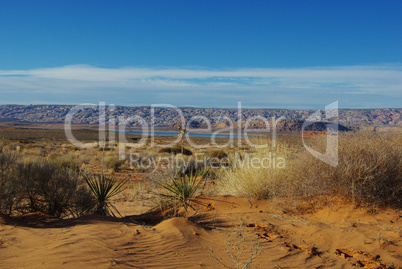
(0, 105, 400, 128)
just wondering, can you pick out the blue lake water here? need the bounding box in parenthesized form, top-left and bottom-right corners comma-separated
(121, 130, 254, 138)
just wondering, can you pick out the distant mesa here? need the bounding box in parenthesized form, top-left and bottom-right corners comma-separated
(0, 105, 400, 130)
(170, 118, 351, 132)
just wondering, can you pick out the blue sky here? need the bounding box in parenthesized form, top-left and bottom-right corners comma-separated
(0, 0, 401, 109)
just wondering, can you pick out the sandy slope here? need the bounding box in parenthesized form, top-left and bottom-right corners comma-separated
(1, 196, 401, 268)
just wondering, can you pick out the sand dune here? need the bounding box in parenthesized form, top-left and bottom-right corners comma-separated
(1, 196, 401, 268)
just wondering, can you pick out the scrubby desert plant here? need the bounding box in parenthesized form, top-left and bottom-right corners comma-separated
(168, 155, 212, 177)
(40, 167, 93, 218)
(12, 159, 94, 217)
(129, 152, 157, 172)
(0, 146, 16, 180)
(0, 147, 19, 214)
(16, 159, 57, 212)
(159, 146, 192, 156)
(103, 156, 126, 172)
(292, 131, 402, 207)
(209, 219, 263, 269)
(51, 155, 79, 171)
(208, 149, 228, 159)
(69, 185, 97, 217)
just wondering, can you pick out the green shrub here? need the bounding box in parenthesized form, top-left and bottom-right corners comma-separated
(159, 146, 192, 156)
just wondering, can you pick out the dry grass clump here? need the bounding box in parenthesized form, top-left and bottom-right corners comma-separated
(216, 132, 402, 208)
(208, 149, 228, 159)
(129, 152, 157, 172)
(50, 155, 79, 170)
(292, 131, 402, 207)
(103, 156, 126, 172)
(217, 140, 291, 199)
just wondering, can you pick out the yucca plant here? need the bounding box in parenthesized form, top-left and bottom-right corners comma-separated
(82, 141, 127, 216)
(154, 169, 208, 217)
(82, 172, 127, 216)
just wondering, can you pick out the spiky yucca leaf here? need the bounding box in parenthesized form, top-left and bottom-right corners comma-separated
(154, 169, 208, 216)
(82, 172, 126, 216)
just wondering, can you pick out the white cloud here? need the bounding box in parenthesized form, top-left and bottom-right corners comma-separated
(0, 64, 401, 108)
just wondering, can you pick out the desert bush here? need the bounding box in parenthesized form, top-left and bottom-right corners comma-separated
(0, 148, 19, 214)
(16, 160, 57, 212)
(292, 131, 402, 207)
(50, 155, 79, 171)
(14, 159, 94, 217)
(152, 193, 180, 216)
(103, 156, 126, 172)
(129, 152, 157, 172)
(69, 185, 96, 217)
(217, 141, 291, 199)
(130, 182, 145, 201)
(40, 167, 94, 218)
(159, 146, 192, 156)
(168, 155, 212, 177)
(78, 152, 92, 165)
(98, 145, 113, 151)
(208, 149, 228, 159)
(0, 146, 17, 181)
